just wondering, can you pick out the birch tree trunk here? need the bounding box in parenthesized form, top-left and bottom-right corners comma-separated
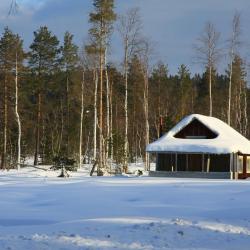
(228, 58, 233, 125)
(15, 53, 21, 170)
(194, 22, 220, 117)
(227, 12, 241, 126)
(209, 65, 212, 116)
(79, 70, 85, 168)
(98, 50, 104, 175)
(143, 72, 150, 171)
(109, 80, 113, 167)
(93, 69, 98, 162)
(243, 85, 248, 136)
(124, 40, 129, 171)
(104, 48, 110, 170)
(1, 76, 8, 169)
(118, 8, 141, 171)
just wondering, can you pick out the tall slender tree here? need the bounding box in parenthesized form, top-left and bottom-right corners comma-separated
(14, 41, 24, 170)
(85, 44, 99, 163)
(227, 12, 241, 126)
(137, 40, 152, 171)
(118, 7, 142, 172)
(79, 69, 85, 168)
(88, 0, 116, 175)
(194, 22, 221, 116)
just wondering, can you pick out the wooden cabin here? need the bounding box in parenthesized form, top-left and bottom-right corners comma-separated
(146, 114, 250, 179)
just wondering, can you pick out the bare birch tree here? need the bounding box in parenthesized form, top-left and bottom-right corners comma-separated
(85, 43, 99, 170)
(104, 49, 110, 169)
(194, 22, 221, 116)
(93, 69, 98, 161)
(79, 69, 85, 168)
(118, 7, 142, 172)
(227, 12, 241, 126)
(137, 39, 152, 171)
(15, 52, 21, 170)
(8, 0, 19, 15)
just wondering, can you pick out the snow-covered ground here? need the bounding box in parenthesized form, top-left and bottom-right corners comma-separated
(0, 166, 250, 250)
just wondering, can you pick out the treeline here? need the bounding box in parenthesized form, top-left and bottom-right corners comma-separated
(0, 1, 249, 174)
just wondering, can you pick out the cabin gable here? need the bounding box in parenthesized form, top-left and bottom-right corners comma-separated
(174, 118, 217, 139)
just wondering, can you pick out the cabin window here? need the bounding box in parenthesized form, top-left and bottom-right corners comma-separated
(238, 156, 243, 173)
(247, 157, 250, 172)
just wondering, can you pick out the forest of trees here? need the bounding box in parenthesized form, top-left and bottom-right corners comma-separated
(1, 1, 249, 175)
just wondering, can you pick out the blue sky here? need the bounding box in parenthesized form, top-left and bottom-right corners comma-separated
(0, 0, 250, 74)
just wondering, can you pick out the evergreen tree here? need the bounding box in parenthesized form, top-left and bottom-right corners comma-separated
(177, 64, 192, 119)
(227, 55, 248, 134)
(29, 26, 60, 165)
(150, 62, 169, 137)
(0, 27, 24, 169)
(61, 31, 79, 156)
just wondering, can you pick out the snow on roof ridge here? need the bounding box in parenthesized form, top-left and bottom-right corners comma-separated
(147, 113, 250, 154)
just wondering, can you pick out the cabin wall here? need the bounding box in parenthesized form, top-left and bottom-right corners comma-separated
(157, 153, 230, 172)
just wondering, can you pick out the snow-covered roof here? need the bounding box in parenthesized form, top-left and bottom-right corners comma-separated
(147, 114, 250, 154)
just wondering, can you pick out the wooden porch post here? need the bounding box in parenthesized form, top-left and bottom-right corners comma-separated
(175, 153, 178, 171)
(234, 153, 238, 179)
(186, 154, 188, 171)
(243, 155, 247, 179)
(156, 154, 159, 171)
(229, 153, 233, 179)
(202, 154, 204, 172)
(206, 155, 210, 172)
(232, 154, 235, 179)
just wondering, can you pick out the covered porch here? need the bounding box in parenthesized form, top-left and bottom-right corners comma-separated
(150, 152, 250, 179)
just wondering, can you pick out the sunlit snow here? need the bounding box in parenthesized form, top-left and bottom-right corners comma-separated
(0, 166, 250, 249)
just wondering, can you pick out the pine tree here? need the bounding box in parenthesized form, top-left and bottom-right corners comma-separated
(0, 27, 24, 169)
(61, 31, 79, 157)
(150, 62, 169, 137)
(29, 26, 60, 165)
(228, 55, 247, 134)
(177, 64, 192, 119)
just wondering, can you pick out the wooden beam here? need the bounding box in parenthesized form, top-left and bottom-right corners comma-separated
(156, 154, 159, 171)
(186, 154, 188, 171)
(238, 153, 250, 156)
(202, 154, 204, 172)
(206, 155, 210, 172)
(175, 153, 178, 171)
(235, 153, 238, 179)
(232, 153, 235, 179)
(243, 155, 247, 179)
